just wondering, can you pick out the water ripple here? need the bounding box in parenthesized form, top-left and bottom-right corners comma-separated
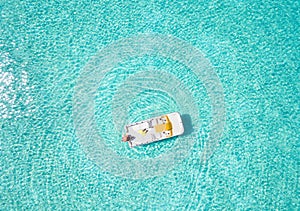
(73, 33, 225, 179)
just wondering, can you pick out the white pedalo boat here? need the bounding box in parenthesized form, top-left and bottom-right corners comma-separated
(122, 112, 184, 147)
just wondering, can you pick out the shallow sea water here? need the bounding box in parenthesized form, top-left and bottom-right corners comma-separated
(0, 0, 299, 210)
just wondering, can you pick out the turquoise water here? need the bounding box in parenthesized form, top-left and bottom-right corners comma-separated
(0, 0, 299, 210)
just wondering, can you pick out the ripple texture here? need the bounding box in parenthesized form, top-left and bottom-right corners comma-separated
(73, 33, 225, 179)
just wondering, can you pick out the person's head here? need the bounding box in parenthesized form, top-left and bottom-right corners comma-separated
(122, 135, 129, 142)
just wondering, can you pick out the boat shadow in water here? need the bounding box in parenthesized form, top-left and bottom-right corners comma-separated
(181, 114, 194, 136)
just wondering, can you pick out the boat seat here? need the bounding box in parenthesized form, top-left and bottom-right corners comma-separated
(154, 122, 172, 133)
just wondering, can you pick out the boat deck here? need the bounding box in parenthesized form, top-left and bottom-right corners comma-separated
(124, 112, 184, 147)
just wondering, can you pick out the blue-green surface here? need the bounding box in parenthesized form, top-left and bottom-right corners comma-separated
(0, 0, 299, 210)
